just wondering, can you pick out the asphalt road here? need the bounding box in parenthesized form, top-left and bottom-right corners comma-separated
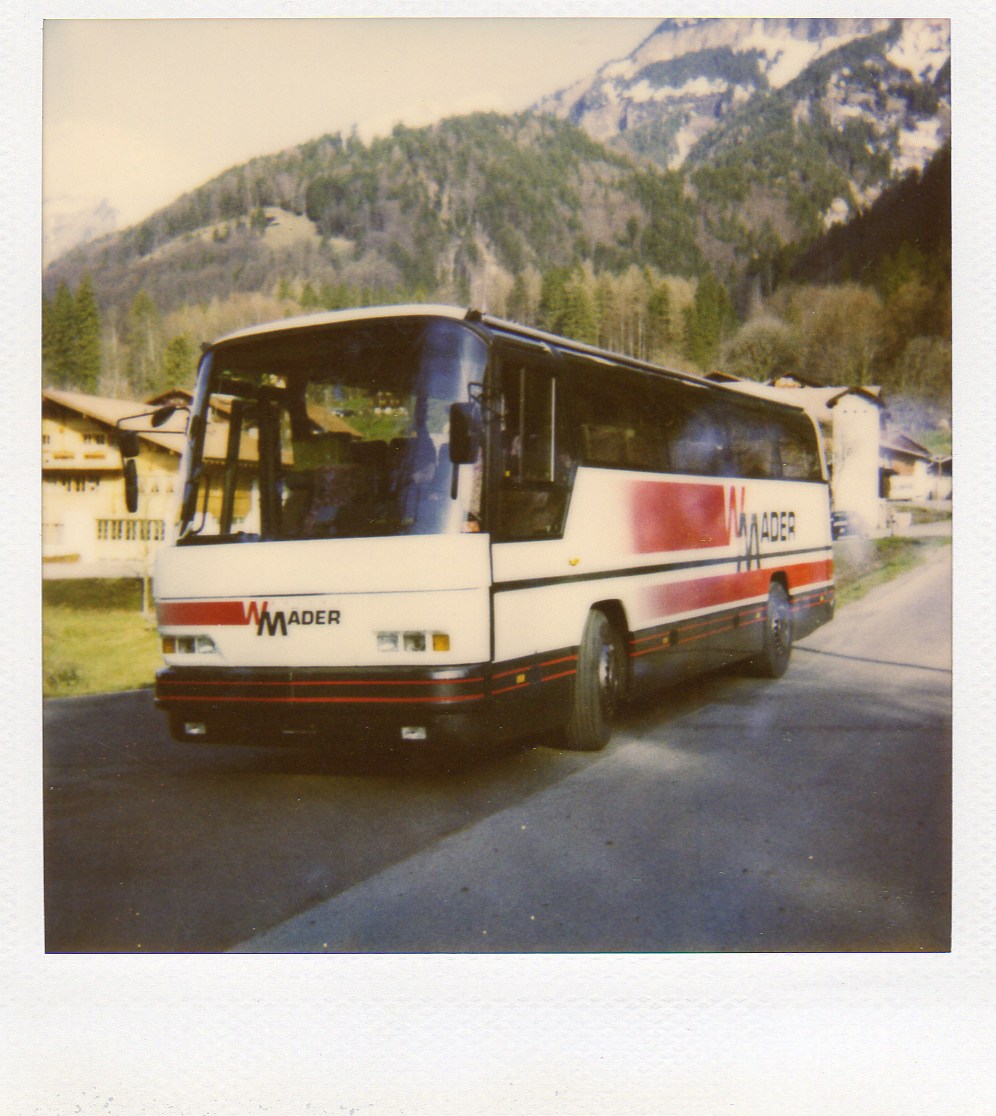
(44, 544, 951, 954)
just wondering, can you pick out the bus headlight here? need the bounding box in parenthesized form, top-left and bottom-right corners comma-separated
(377, 630, 450, 653)
(163, 634, 218, 655)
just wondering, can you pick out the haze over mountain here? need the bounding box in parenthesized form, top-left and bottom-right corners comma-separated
(43, 196, 119, 265)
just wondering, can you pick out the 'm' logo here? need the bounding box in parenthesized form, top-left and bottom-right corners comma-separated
(246, 601, 341, 637)
(728, 487, 796, 571)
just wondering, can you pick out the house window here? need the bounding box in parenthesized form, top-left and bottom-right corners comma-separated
(83, 433, 107, 445)
(42, 434, 51, 445)
(96, 518, 165, 542)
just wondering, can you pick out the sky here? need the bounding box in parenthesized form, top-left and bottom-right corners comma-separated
(43, 17, 661, 229)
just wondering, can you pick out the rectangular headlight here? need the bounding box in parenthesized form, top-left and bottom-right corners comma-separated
(377, 630, 450, 653)
(163, 634, 217, 655)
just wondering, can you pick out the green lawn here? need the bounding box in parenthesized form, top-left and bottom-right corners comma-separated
(43, 580, 162, 698)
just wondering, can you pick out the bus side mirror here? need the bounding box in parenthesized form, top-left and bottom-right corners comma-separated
(119, 430, 140, 458)
(151, 404, 178, 427)
(124, 459, 139, 514)
(449, 402, 481, 465)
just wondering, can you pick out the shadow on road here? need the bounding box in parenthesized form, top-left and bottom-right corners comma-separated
(795, 645, 952, 674)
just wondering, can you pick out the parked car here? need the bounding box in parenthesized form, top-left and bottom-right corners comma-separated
(832, 510, 857, 539)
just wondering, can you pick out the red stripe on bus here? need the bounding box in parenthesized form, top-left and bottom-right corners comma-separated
(541, 669, 577, 683)
(631, 481, 731, 553)
(157, 676, 485, 688)
(640, 560, 832, 617)
(492, 655, 577, 681)
(157, 693, 485, 705)
(158, 600, 261, 625)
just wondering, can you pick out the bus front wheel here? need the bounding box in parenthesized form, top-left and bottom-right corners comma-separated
(566, 609, 625, 752)
(751, 582, 793, 678)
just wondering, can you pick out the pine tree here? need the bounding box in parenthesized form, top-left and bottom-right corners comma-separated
(538, 266, 571, 334)
(161, 335, 197, 389)
(73, 273, 102, 393)
(562, 266, 598, 345)
(41, 292, 56, 382)
(506, 273, 531, 324)
(646, 280, 672, 358)
(684, 272, 737, 370)
(44, 282, 77, 388)
(125, 290, 162, 396)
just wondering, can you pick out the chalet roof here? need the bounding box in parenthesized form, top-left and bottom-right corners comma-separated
(42, 387, 256, 464)
(827, 386, 885, 410)
(304, 402, 363, 439)
(880, 437, 936, 463)
(43, 388, 188, 457)
(145, 388, 194, 408)
(765, 373, 826, 389)
(708, 376, 884, 425)
(884, 432, 932, 456)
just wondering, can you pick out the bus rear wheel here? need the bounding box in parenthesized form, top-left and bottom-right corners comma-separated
(566, 609, 626, 752)
(751, 581, 793, 678)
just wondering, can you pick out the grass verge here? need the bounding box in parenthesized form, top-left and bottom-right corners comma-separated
(43, 580, 162, 698)
(833, 535, 950, 609)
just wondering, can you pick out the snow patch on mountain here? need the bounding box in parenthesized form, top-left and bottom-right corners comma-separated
(618, 18, 892, 91)
(630, 76, 729, 104)
(886, 18, 950, 81)
(895, 118, 946, 177)
(43, 197, 118, 265)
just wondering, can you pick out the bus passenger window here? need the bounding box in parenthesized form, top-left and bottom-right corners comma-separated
(669, 406, 728, 476)
(569, 359, 667, 472)
(497, 351, 573, 540)
(779, 415, 823, 481)
(729, 410, 780, 479)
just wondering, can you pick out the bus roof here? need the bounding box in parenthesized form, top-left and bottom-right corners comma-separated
(209, 304, 469, 347)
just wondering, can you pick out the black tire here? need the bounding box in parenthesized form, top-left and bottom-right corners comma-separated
(751, 581, 793, 678)
(565, 609, 626, 752)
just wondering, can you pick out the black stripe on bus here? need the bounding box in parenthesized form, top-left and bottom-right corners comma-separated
(491, 545, 833, 595)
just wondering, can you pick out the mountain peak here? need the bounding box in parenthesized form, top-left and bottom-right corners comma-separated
(536, 17, 949, 180)
(43, 197, 119, 266)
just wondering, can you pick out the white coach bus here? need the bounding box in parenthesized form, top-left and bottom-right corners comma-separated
(142, 305, 834, 751)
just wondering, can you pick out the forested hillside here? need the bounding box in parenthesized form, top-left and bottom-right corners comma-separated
(42, 26, 951, 434)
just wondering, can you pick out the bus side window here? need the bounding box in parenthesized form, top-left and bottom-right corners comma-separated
(497, 351, 573, 540)
(569, 359, 667, 472)
(669, 403, 728, 477)
(779, 413, 823, 481)
(729, 409, 781, 479)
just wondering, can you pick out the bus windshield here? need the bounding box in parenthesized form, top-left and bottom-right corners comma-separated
(177, 315, 487, 543)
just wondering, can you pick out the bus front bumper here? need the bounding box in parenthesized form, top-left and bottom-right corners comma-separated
(155, 663, 497, 746)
